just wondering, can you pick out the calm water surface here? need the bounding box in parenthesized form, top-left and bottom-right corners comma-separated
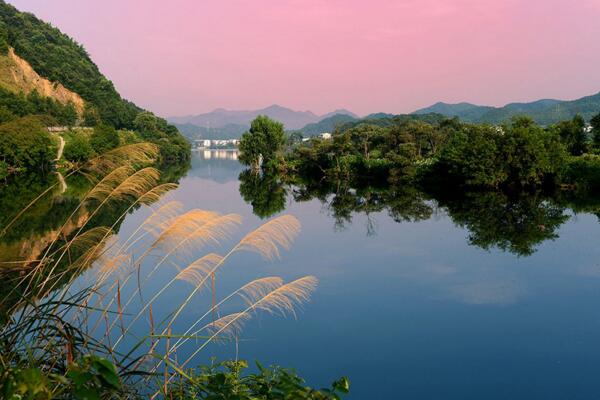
(29, 151, 600, 398)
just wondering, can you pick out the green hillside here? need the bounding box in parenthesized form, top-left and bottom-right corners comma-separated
(296, 113, 357, 136)
(0, 0, 190, 163)
(414, 92, 600, 125)
(335, 112, 447, 132)
(0, 1, 138, 128)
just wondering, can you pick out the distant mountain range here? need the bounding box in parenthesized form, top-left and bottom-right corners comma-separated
(413, 91, 600, 125)
(172, 91, 600, 141)
(168, 105, 357, 139)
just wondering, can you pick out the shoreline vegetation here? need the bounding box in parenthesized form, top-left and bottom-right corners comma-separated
(0, 142, 349, 399)
(236, 113, 600, 256)
(0, 1, 348, 398)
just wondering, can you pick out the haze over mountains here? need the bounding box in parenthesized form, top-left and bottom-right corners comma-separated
(170, 91, 600, 140)
(169, 105, 356, 130)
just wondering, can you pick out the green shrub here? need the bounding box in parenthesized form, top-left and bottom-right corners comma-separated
(90, 124, 120, 153)
(170, 360, 349, 400)
(562, 154, 600, 191)
(0, 106, 16, 124)
(64, 134, 94, 162)
(0, 355, 123, 400)
(0, 159, 7, 179)
(0, 116, 55, 172)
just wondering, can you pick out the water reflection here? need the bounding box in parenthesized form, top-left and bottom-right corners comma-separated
(0, 161, 190, 318)
(238, 168, 600, 256)
(199, 149, 239, 161)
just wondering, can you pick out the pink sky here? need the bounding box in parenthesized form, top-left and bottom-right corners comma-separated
(7, 0, 600, 117)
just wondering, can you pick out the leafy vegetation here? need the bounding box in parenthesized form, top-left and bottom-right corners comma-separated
(0, 142, 345, 399)
(0, 86, 77, 125)
(280, 114, 599, 191)
(170, 360, 349, 400)
(239, 116, 286, 170)
(0, 0, 137, 128)
(0, 0, 191, 173)
(0, 116, 55, 173)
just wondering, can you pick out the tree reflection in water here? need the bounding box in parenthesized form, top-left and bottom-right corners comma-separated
(0, 161, 190, 320)
(239, 169, 287, 219)
(238, 169, 600, 257)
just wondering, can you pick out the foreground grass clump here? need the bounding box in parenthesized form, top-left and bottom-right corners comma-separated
(0, 142, 348, 399)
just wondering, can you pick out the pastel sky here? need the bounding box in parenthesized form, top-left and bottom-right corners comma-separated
(7, 0, 600, 117)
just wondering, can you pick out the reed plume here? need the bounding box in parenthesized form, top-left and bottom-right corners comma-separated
(178, 276, 318, 370)
(2, 149, 319, 395)
(237, 215, 301, 260)
(175, 253, 224, 287)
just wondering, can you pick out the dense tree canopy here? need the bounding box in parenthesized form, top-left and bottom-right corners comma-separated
(90, 124, 120, 154)
(63, 133, 94, 163)
(0, 87, 77, 126)
(0, 1, 140, 129)
(239, 115, 286, 169)
(0, 1, 191, 173)
(591, 112, 600, 149)
(0, 116, 55, 173)
(551, 115, 587, 156)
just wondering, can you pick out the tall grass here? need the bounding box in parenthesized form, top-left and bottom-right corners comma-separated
(0, 143, 317, 396)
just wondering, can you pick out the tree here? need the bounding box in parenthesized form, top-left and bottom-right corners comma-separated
(133, 111, 159, 135)
(591, 112, 600, 150)
(435, 124, 505, 187)
(239, 116, 285, 170)
(90, 124, 120, 154)
(0, 116, 55, 172)
(552, 114, 587, 156)
(63, 134, 94, 162)
(0, 20, 8, 54)
(83, 105, 101, 127)
(0, 107, 15, 124)
(500, 117, 567, 187)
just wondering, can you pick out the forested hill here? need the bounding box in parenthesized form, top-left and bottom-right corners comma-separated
(413, 91, 600, 125)
(0, 0, 190, 163)
(0, 1, 140, 128)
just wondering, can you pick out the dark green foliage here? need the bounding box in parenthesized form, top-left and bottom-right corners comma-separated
(0, 1, 190, 165)
(0, 116, 55, 172)
(0, 356, 123, 400)
(561, 155, 600, 191)
(64, 134, 94, 162)
(436, 190, 568, 256)
(239, 170, 287, 218)
(435, 117, 567, 188)
(0, 105, 15, 124)
(239, 116, 286, 169)
(0, 19, 8, 54)
(288, 174, 568, 255)
(171, 360, 349, 400)
(499, 117, 567, 187)
(435, 124, 504, 187)
(0, 0, 140, 128)
(134, 111, 191, 162)
(0, 159, 6, 179)
(591, 112, 600, 149)
(0, 87, 78, 125)
(90, 124, 120, 153)
(551, 114, 588, 155)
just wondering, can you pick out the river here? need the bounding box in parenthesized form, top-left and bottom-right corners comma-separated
(3, 150, 600, 399)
